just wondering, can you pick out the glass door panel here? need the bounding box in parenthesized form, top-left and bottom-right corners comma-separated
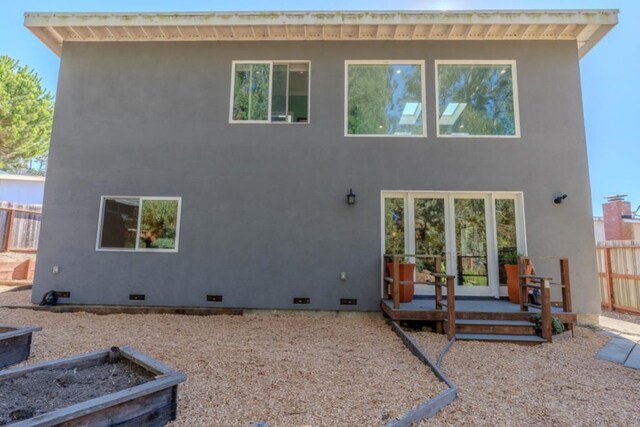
(382, 192, 523, 298)
(495, 199, 518, 286)
(384, 197, 406, 256)
(454, 198, 488, 287)
(414, 198, 447, 282)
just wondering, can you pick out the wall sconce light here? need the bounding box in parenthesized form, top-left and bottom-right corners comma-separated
(553, 193, 568, 205)
(346, 189, 356, 205)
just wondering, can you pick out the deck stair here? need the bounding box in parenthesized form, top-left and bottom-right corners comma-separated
(447, 318, 545, 345)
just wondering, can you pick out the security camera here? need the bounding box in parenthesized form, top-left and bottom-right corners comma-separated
(553, 193, 568, 204)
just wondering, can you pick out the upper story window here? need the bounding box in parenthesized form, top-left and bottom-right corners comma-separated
(436, 61, 520, 138)
(97, 196, 181, 252)
(345, 61, 426, 137)
(230, 61, 310, 123)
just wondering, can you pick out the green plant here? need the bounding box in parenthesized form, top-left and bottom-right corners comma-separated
(530, 313, 565, 335)
(502, 249, 521, 265)
(150, 238, 176, 249)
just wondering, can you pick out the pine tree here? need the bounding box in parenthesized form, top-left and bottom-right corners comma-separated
(0, 55, 54, 173)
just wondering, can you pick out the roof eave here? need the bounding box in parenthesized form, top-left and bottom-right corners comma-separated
(24, 10, 618, 58)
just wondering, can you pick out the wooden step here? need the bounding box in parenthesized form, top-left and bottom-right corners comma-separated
(454, 319, 536, 335)
(455, 333, 546, 345)
(455, 311, 534, 321)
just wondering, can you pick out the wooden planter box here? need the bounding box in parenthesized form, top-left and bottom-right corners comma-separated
(0, 325, 41, 370)
(0, 346, 186, 426)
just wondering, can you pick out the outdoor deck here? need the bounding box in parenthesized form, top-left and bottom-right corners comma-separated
(381, 296, 577, 323)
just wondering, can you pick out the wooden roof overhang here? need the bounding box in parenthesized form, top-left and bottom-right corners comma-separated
(25, 10, 618, 58)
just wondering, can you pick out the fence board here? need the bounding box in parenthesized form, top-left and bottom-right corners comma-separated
(0, 201, 42, 252)
(597, 244, 640, 313)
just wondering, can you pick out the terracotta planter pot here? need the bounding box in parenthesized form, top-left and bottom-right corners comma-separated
(386, 263, 415, 303)
(505, 264, 520, 303)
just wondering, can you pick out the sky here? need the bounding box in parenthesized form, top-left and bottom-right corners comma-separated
(0, 0, 635, 215)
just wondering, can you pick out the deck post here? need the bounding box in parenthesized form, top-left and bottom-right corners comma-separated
(446, 276, 455, 340)
(434, 255, 442, 309)
(541, 278, 552, 342)
(434, 256, 442, 276)
(518, 256, 528, 311)
(560, 258, 572, 312)
(559, 258, 573, 336)
(383, 256, 390, 299)
(434, 274, 443, 334)
(393, 255, 400, 310)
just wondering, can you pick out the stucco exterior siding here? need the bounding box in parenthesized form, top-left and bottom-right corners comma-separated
(33, 40, 599, 315)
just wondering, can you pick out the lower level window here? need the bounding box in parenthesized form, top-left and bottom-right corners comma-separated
(97, 196, 181, 252)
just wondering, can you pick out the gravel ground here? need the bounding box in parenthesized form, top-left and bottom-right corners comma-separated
(0, 290, 445, 426)
(601, 309, 640, 326)
(411, 328, 640, 426)
(4, 288, 638, 426)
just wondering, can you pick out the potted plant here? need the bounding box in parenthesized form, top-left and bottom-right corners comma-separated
(386, 255, 416, 303)
(503, 250, 522, 303)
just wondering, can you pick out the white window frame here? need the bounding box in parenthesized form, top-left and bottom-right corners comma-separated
(228, 60, 311, 124)
(344, 60, 427, 138)
(435, 60, 521, 138)
(95, 196, 182, 253)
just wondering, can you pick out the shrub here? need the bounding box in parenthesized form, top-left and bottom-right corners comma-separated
(150, 238, 175, 249)
(530, 313, 565, 335)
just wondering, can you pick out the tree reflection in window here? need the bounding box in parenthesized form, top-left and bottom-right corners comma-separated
(139, 200, 179, 250)
(438, 63, 516, 136)
(384, 198, 405, 255)
(232, 63, 270, 121)
(98, 197, 180, 251)
(347, 63, 424, 136)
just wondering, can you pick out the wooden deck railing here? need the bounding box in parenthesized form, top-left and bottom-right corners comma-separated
(383, 254, 456, 339)
(518, 256, 573, 342)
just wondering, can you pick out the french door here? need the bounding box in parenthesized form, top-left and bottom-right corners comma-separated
(383, 192, 526, 297)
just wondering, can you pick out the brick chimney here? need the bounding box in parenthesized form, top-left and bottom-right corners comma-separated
(603, 195, 633, 240)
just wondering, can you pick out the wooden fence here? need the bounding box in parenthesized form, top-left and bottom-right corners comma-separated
(0, 202, 42, 252)
(597, 242, 640, 314)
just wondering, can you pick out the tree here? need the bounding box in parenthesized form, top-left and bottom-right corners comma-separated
(0, 55, 53, 172)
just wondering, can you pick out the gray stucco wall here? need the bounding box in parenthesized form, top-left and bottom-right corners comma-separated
(33, 40, 599, 315)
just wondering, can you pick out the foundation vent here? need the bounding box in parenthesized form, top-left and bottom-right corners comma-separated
(340, 298, 357, 306)
(293, 297, 310, 305)
(129, 294, 145, 301)
(56, 291, 71, 298)
(206, 295, 223, 302)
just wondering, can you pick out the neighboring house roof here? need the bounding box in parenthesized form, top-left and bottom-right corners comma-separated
(595, 217, 640, 224)
(25, 9, 617, 58)
(0, 173, 45, 183)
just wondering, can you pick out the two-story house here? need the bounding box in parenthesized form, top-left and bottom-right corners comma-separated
(26, 10, 617, 325)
